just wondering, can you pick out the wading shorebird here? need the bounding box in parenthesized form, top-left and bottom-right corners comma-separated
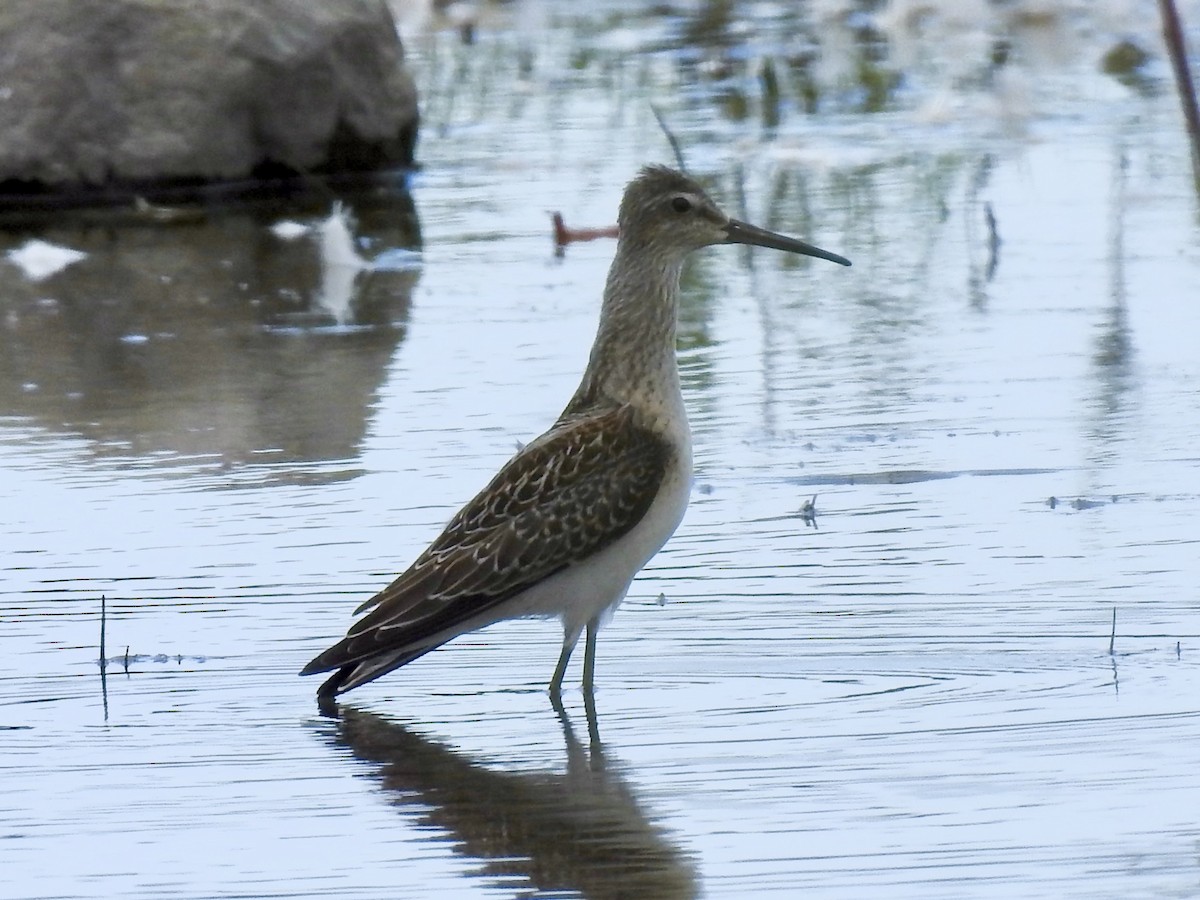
(302, 165, 850, 702)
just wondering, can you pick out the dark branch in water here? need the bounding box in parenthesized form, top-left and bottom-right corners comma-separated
(650, 103, 688, 173)
(1108, 607, 1117, 656)
(100, 595, 108, 722)
(984, 202, 1001, 282)
(99, 594, 107, 664)
(550, 212, 619, 255)
(1158, 0, 1200, 187)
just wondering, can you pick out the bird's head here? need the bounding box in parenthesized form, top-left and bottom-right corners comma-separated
(617, 165, 851, 267)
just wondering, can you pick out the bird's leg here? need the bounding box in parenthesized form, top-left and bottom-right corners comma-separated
(549, 630, 579, 697)
(582, 615, 600, 693)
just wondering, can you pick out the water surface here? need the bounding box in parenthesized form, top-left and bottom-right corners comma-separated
(3, 3, 1200, 898)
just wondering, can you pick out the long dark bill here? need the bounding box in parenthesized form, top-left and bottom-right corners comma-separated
(723, 219, 851, 267)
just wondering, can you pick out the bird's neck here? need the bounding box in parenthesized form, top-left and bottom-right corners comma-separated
(564, 241, 685, 424)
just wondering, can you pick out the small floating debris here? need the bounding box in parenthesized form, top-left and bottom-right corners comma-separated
(270, 219, 311, 240)
(6, 239, 87, 281)
(800, 494, 818, 528)
(260, 319, 376, 336)
(1048, 495, 1123, 511)
(98, 652, 209, 668)
(372, 247, 422, 271)
(132, 196, 206, 224)
(1102, 39, 1150, 78)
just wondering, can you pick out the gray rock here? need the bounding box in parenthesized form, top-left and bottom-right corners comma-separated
(0, 0, 418, 190)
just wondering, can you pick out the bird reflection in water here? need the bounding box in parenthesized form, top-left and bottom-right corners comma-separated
(327, 697, 699, 899)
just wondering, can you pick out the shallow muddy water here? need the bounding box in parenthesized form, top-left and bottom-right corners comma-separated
(3, 2, 1200, 898)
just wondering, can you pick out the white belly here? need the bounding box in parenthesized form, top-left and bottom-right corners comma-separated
(513, 441, 693, 638)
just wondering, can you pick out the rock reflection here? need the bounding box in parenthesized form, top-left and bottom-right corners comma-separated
(332, 702, 699, 900)
(0, 191, 420, 470)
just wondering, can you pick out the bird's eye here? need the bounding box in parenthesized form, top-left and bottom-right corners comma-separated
(671, 196, 692, 213)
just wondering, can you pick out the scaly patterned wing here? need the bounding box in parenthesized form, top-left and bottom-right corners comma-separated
(301, 403, 669, 677)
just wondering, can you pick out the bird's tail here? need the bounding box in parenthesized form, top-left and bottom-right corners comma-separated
(310, 645, 435, 700)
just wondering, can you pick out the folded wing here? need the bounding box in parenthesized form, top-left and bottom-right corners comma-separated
(301, 404, 670, 689)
